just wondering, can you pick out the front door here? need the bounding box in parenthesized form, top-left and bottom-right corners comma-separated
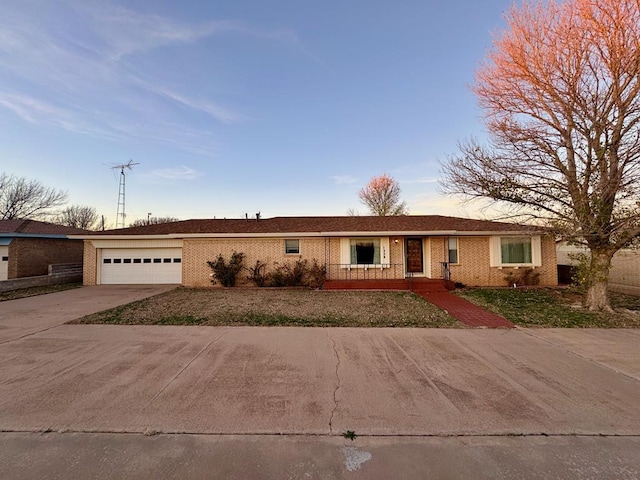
(406, 238, 423, 274)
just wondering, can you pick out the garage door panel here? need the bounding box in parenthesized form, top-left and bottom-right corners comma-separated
(0, 246, 8, 281)
(100, 248, 182, 284)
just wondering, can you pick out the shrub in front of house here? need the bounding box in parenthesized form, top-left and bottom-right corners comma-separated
(247, 259, 327, 289)
(207, 251, 245, 287)
(504, 267, 541, 287)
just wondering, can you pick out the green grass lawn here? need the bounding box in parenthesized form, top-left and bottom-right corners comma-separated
(456, 287, 640, 328)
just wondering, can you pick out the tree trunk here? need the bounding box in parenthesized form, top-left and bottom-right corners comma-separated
(584, 250, 613, 312)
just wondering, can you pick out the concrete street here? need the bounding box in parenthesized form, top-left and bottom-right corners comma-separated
(1, 286, 639, 478)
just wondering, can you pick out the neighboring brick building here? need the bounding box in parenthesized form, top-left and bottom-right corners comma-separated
(0, 219, 86, 281)
(73, 215, 557, 287)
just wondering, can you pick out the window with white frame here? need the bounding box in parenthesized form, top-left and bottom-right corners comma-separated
(490, 236, 542, 267)
(340, 237, 390, 267)
(285, 239, 300, 254)
(448, 237, 459, 264)
(501, 237, 531, 264)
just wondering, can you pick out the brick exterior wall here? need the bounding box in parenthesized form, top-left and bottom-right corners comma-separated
(83, 240, 98, 286)
(8, 238, 84, 279)
(83, 233, 557, 287)
(183, 237, 329, 287)
(430, 235, 557, 287)
(182, 236, 411, 287)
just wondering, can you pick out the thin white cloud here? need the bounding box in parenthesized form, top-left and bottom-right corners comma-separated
(402, 177, 439, 185)
(131, 78, 241, 124)
(331, 175, 359, 185)
(143, 166, 204, 182)
(0, 90, 125, 139)
(0, 1, 295, 154)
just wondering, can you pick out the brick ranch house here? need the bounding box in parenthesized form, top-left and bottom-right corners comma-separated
(72, 215, 557, 287)
(0, 219, 86, 281)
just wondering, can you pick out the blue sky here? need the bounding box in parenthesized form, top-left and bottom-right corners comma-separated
(0, 0, 512, 226)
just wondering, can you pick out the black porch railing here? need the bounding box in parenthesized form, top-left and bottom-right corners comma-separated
(327, 263, 405, 281)
(440, 262, 451, 281)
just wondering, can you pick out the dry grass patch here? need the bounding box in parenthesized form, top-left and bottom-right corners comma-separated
(71, 287, 462, 328)
(0, 282, 82, 302)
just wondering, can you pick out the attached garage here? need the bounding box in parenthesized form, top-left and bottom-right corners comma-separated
(0, 244, 8, 281)
(99, 247, 182, 284)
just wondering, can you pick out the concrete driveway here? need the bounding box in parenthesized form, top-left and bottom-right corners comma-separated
(0, 288, 639, 478)
(0, 285, 175, 344)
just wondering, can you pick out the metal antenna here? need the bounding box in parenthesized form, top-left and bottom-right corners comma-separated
(111, 160, 139, 228)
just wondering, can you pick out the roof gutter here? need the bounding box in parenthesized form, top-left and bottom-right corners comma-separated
(0, 233, 69, 239)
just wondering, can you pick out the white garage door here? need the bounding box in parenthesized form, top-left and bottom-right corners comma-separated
(0, 246, 8, 281)
(100, 248, 182, 284)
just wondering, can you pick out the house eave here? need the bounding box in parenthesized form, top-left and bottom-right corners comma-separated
(71, 230, 541, 241)
(0, 233, 69, 239)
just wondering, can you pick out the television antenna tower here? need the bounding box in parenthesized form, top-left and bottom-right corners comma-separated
(111, 160, 139, 229)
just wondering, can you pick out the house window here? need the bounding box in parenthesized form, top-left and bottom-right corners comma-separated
(448, 237, 459, 264)
(501, 237, 532, 264)
(103, 258, 112, 264)
(143, 258, 151, 264)
(340, 237, 389, 267)
(490, 236, 541, 267)
(351, 239, 380, 265)
(285, 239, 300, 254)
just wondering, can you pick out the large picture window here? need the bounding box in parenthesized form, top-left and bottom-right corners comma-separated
(490, 235, 541, 267)
(340, 237, 390, 267)
(501, 237, 532, 264)
(350, 239, 380, 265)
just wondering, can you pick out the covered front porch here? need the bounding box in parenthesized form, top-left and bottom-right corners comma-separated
(325, 236, 454, 283)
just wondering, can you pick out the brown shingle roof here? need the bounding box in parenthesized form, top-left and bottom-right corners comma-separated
(83, 215, 541, 236)
(0, 219, 88, 235)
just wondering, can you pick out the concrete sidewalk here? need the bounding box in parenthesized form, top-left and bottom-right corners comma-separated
(0, 285, 175, 343)
(2, 432, 639, 480)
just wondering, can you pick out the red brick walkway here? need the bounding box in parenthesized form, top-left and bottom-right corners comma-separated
(324, 279, 514, 328)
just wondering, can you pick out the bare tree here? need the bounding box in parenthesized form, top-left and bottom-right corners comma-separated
(57, 205, 99, 230)
(0, 173, 67, 220)
(441, 0, 640, 311)
(129, 216, 180, 227)
(358, 174, 408, 216)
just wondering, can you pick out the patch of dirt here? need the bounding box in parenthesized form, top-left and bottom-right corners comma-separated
(72, 287, 462, 328)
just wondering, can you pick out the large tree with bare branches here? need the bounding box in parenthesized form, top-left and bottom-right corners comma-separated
(129, 216, 180, 227)
(358, 174, 408, 216)
(441, 0, 640, 311)
(0, 173, 67, 220)
(57, 205, 99, 230)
